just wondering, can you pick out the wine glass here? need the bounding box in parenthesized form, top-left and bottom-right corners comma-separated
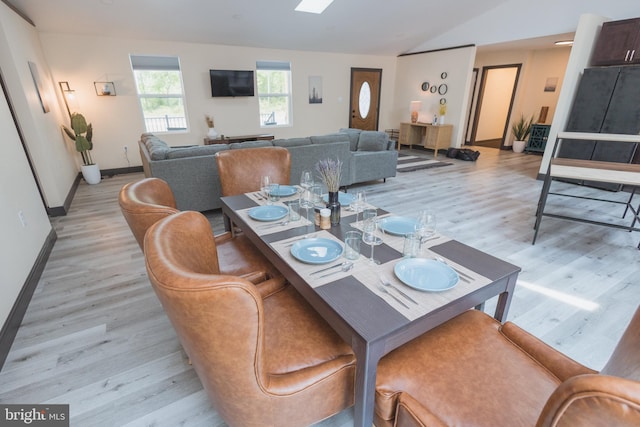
(415, 209, 437, 248)
(260, 175, 271, 199)
(350, 191, 367, 226)
(300, 170, 315, 208)
(362, 218, 383, 265)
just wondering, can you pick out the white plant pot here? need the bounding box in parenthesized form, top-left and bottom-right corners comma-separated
(81, 164, 101, 184)
(512, 140, 526, 153)
(207, 127, 218, 139)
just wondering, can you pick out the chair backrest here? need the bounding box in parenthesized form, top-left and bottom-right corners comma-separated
(601, 306, 640, 381)
(144, 211, 269, 424)
(118, 177, 179, 251)
(536, 306, 640, 427)
(215, 146, 291, 196)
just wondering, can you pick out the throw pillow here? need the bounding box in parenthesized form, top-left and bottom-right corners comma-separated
(165, 144, 230, 159)
(357, 131, 388, 151)
(310, 134, 349, 145)
(229, 140, 274, 150)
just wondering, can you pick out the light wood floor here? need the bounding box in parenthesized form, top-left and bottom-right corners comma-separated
(1, 147, 638, 426)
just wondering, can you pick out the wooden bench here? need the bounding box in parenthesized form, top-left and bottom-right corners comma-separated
(533, 132, 640, 249)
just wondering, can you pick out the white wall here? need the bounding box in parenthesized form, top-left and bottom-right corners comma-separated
(394, 46, 477, 148)
(0, 4, 53, 329)
(0, 4, 78, 209)
(474, 46, 571, 146)
(37, 34, 398, 170)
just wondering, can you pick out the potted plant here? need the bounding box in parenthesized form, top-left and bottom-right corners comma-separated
(63, 113, 101, 184)
(511, 114, 533, 153)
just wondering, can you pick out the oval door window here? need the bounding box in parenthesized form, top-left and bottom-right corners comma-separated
(359, 82, 371, 119)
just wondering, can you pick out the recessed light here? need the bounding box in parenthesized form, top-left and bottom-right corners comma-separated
(295, 0, 334, 14)
(554, 40, 574, 46)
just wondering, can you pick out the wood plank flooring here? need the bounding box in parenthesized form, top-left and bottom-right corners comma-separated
(1, 146, 638, 426)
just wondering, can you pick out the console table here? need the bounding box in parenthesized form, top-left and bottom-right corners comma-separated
(399, 122, 453, 157)
(204, 134, 274, 145)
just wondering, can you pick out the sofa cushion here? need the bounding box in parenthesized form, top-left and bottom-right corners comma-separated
(273, 137, 312, 148)
(229, 140, 274, 150)
(357, 131, 389, 151)
(165, 144, 230, 159)
(143, 135, 171, 160)
(310, 134, 350, 145)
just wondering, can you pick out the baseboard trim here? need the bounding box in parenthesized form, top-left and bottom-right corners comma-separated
(47, 167, 142, 217)
(102, 166, 143, 177)
(0, 228, 57, 371)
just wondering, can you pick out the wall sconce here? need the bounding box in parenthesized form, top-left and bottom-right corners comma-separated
(94, 81, 116, 96)
(410, 101, 422, 123)
(59, 81, 78, 117)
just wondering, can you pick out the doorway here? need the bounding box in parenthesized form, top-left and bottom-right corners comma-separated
(467, 64, 521, 149)
(349, 68, 382, 130)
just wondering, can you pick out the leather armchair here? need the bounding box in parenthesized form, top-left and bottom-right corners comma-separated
(119, 177, 280, 282)
(375, 308, 640, 427)
(215, 146, 291, 196)
(144, 211, 356, 427)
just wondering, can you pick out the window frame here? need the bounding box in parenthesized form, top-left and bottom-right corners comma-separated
(130, 55, 189, 134)
(256, 61, 293, 128)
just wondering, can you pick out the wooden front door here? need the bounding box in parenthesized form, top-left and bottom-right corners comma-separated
(349, 68, 382, 130)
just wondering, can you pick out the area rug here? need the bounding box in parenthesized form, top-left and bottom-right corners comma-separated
(396, 153, 452, 173)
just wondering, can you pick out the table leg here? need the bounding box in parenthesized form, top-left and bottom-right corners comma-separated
(352, 339, 385, 427)
(493, 273, 518, 322)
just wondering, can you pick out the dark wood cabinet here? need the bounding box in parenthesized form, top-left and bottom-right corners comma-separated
(591, 18, 640, 66)
(560, 65, 640, 189)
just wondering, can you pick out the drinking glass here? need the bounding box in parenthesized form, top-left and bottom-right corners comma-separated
(344, 231, 362, 260)
(362, 219, 382, 265)
(362, 208, 377, 225)
(415, 209, 437, 248)
(268, 183, 280, 204)
(288, 200, 301, 222)
(260, 175, 271, 199)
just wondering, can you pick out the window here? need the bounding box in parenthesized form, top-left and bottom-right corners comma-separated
(130, 55, 188, 133)
(256, 61, 292, 127)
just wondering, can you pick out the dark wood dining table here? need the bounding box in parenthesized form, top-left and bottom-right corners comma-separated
(221, 191, 521, 427)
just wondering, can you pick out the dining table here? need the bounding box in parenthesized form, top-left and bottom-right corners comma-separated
(220, 188, 521, 427)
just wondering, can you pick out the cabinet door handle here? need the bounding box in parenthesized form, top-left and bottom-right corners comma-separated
(625, 50, 630, 61)
(631, 50, 636, 62)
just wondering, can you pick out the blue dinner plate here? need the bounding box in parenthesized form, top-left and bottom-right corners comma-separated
(273, 185, 298, 197)
(248, 205, 288, 221)
(394, 258, 458, 292)
(290, 238, 344, 264)
(379, 216, 418, 236)
(322, 193, 354, 207)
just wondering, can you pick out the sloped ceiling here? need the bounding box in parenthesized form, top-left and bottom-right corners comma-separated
(5, 0, 640, 55)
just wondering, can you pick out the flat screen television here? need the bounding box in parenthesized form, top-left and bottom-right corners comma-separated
(210, 69, 255, 97)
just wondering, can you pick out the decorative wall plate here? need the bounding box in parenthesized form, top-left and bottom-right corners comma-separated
(440, 98, 447, 105)
(438, 84, 448, 95)
(421, 81, 430, 91)
(430, 85, 437, 93)
(441, 72, 448, 79)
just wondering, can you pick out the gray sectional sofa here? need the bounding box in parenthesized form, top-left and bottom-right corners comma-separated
(139, 129, 397, 211)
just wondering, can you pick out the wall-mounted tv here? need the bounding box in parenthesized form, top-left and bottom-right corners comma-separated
(210, 69, 255, 97)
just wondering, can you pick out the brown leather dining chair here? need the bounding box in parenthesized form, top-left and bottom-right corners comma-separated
(374, 307, 640, 427)
(118, 177, 280, 282)
(215, 146, 291, 196)
(144, 210, 356, 427)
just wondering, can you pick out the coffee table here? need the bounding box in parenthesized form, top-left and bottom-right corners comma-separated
(221, 192, 521, 427)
